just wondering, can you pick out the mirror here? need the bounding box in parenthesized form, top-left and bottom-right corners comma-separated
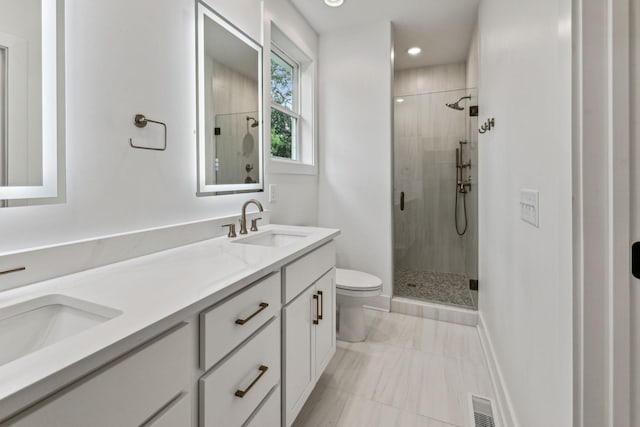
(197, 3, 263, 195)
(0, 0, 65, 206)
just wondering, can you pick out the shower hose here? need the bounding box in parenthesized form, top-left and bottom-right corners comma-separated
(455, 184, 468, 236)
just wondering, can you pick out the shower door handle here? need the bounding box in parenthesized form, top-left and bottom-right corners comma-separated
(400, 192, 405, 211)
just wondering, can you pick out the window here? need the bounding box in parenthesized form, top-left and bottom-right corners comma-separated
(268, 24, 316, 174)
(270, 47, 299, 160)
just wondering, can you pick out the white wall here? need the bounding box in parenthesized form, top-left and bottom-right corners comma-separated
(263, 0, 319, 226)
(477, 0, 572, 425)
(0, 0, 318, 254)
(317, 22, 393, 304)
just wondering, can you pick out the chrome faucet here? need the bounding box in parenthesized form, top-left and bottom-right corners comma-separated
(239, 199, 264, 234)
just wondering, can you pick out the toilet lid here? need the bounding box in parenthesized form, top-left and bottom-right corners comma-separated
(336, 268, 383, 292)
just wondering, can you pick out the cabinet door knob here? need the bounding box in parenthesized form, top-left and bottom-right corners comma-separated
(313, 294, 320, 325)
(234, 365, 269, 398)
(235, 302, 269, 325)
(317, 291, 324, 320)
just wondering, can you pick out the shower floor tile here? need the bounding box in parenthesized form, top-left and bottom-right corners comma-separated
(394, 270, 476, 309)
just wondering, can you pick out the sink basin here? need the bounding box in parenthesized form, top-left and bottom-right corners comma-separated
(0, 295, 121, 366)
(232, 230, 310, 248)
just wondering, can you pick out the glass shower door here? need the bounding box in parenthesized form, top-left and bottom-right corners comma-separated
(393, 88, 478, 309)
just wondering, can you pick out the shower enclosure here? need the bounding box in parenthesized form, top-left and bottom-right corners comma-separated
(213, 111, 260, 185)
(393, 88, 478, 309)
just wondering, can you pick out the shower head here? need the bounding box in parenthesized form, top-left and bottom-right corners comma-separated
(246, 116, 259, 128)
(445, 95, 472, 111)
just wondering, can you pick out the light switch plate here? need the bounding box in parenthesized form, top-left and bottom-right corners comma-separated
(520, 189, 539, 227)
(269, 184, 277, 203)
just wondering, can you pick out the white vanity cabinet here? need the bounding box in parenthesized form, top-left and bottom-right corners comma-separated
(283, 242, 337, 427)
(0, 228, 338, 427)
(7, 324, 192, 427)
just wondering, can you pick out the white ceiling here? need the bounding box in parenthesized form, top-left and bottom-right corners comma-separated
(289, 0, 479, 70)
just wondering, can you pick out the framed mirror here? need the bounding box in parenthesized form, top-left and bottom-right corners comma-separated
(0, 0, 65, 206)
(197, 2, 263, 195)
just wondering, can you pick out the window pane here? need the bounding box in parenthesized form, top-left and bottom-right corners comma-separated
(271, 51, 294, 110)
(271, 108, 297, 160)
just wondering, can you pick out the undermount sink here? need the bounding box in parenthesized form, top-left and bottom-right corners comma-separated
(0, 295, 121, 366)
(232, 230, 310, 248)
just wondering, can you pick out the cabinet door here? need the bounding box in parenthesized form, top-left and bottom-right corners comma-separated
(314, 268, 336, 378)
(283, 286, 315, 427)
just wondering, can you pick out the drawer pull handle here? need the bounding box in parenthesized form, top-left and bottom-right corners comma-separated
(317, 291, 324, 320)
(235, 365, 269, 398)
(235, 302, 269, 325)
(313, 294, 320, 325)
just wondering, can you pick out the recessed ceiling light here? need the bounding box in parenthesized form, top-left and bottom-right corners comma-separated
(407, 47, 422, 56)
(396, 98, 405, 103)
(324, 0, 344, 7)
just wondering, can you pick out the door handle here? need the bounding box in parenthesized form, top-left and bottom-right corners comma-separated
(313, 294, 320, 325)
(400, 192, 405, 211)
(317, 291, 324, 320)
(633, 242, 640, 279)
(234, 365, 269, 398)
(235, 302, 269, 325)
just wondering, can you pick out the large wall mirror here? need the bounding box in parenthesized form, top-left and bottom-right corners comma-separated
(197, 2, 263, 195)
(0, 0, 65, 206)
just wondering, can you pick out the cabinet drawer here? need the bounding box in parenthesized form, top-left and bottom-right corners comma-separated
(144, 392, 191, 427)
(244, 386, 280, 427)
(200, 318, 280, 427)
(9, 324, 190, 427)
(284, 241, 335, 303)
(200, 272, 281, 370)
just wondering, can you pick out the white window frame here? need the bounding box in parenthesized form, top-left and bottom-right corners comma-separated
(270, 45, 300, 161)
(267, 23, 317, 175)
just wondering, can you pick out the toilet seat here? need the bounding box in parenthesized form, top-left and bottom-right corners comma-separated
(336, 268, 382, 297)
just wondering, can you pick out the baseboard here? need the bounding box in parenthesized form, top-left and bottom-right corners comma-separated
(362, 294, 391, 312)
(477, 312, 519, 427)
(391, 297, 478, 326)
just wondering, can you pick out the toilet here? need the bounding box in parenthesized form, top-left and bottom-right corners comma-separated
(336, 268, 383, 342)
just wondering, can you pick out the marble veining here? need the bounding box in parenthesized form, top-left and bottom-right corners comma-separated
(293, 310, 495, 427)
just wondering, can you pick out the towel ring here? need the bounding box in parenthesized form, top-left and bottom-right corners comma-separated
(129, 114, 167, 151)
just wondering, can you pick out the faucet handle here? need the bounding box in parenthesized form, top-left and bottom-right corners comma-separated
(222, 223, 237, 238)
(250, 217, 262, 232)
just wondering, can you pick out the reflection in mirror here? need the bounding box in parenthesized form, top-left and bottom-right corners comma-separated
(0, 0, 65, 206)
(197, 3, 263, 195)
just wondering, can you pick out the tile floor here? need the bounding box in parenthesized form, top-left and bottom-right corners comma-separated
(394, 270, 477, 309)
(292, 309, 495, 427)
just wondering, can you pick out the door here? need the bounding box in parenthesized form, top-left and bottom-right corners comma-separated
(314, 268, 336, 377)
(631, 0, 639, 421)
(283, 286, 315, 427)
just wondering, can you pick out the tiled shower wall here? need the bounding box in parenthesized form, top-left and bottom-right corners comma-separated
(394, 64, 478, 279)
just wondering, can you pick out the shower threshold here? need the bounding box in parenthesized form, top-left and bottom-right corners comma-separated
(394, 270, 477, 310)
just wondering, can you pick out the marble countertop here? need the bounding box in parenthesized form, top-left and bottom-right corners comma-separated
(0, 224, 339, 405)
